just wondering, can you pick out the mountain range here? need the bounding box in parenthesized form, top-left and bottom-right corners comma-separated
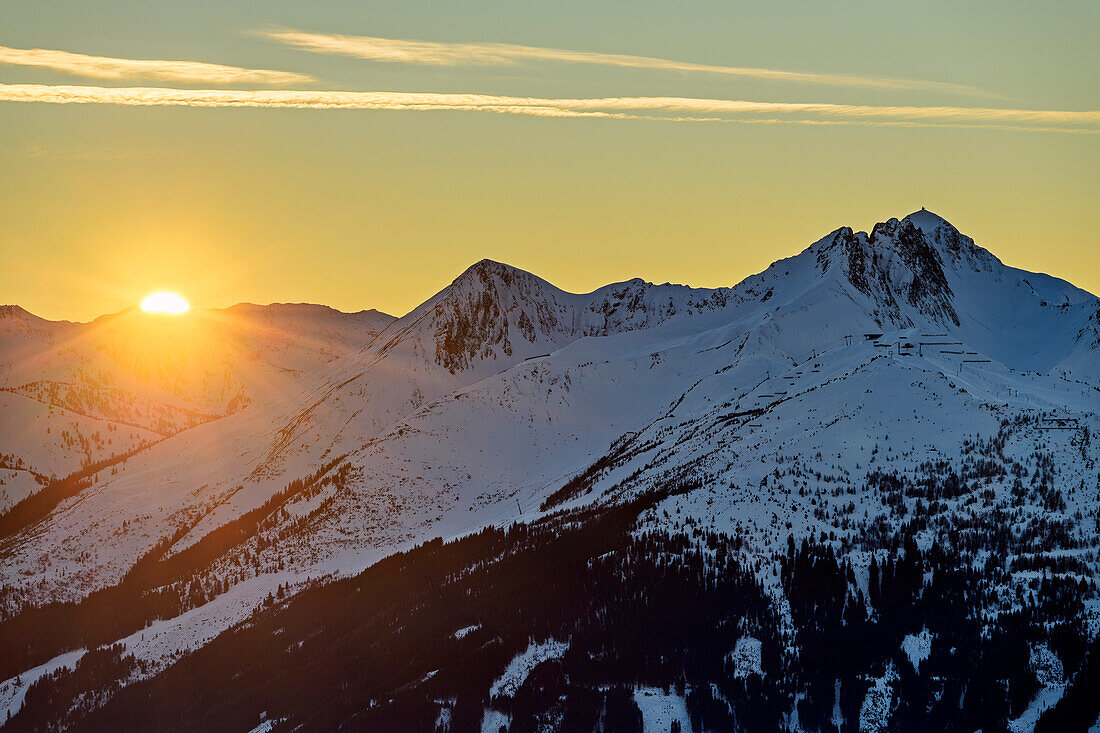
(0, 210, 1097, 732)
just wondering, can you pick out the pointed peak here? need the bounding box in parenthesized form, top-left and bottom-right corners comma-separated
(0, 305, 74, 327)
(868, 210, 967, 253)
(446, 259, 556, 300)
(0, 305, 79, 335)
(903, 208, 956, 235)
(458, 258, 524, 279)
(0, 304, 35, 319)
(465, 257, 503, 271)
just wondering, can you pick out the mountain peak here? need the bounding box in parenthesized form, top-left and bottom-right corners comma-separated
(444, 259, 554, 301)
(416, 260, 570, 373)
(0, 304, 36, 320)
(903, 208, 955, 235)
(0, 304, 72, 333)
(806, 215, 960, 329)
(457, 258, 526, 280)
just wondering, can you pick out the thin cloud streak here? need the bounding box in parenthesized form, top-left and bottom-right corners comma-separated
(260, 30, 998, 98)
(553, 97, 1100, 126)
(0, 46, 314, 85)
(9, 142, 172, 160)
(1, 84, 1096, 133)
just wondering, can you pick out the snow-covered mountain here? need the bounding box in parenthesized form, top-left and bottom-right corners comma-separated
(1, 211, 1097, 732)
(0, 303, 393, 508)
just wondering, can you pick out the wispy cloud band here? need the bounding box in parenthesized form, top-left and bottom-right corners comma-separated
(1, 84, 1095, 133)
(260, 30, 997, 99)
(0, 46, 313, 85)
(8, 143, 171, 160)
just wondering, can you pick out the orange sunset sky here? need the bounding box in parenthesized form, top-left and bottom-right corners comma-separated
(2, 1, 1097, 320)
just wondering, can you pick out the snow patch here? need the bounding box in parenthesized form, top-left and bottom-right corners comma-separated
(1008, 643, 1066, 733)
(489, 638, 569, 700)
(900, 628, 932, 670)
(832, 679, 844, 731)
(247, 717, 284, 733)
(729, 635, 763, 678)
(453, 624, 480, 640)
(1030, 641, 1064, 686)
(633, 687, 693, 733)
(435, 704, 452, 731)
(481, 707, 511, 733)
(858, 664, 898, 733)
(1008, 684, 1066, 733)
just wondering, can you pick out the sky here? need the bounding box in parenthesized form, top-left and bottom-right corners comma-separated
(1, 1, 1097, 321)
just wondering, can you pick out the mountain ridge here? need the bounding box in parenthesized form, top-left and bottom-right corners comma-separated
(0, 301, 397, 492)
(0, 210, 1097, 731)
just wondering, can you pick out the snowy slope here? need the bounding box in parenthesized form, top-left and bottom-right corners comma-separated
(0, 210, 1096, 730)
(3, 211, 1096, 604)
(0, 261, 746, 609)
(193, 210, 1097, 593)
(0, 303, 394, 480)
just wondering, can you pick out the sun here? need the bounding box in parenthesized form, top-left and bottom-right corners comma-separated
(140, 292, 190, 314)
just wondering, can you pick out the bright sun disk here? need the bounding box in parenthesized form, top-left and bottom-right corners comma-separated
(140, 292, 190, 314)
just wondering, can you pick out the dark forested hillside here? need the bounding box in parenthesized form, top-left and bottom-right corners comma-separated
(8, 475, 1095, 733)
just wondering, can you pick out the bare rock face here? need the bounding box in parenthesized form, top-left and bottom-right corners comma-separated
(873, 217, 959, 326)
(431, 260, 570, 373)
(811, 214, 963, 330)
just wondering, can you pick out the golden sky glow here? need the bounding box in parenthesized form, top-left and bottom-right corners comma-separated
(0, 1, 1096, 321)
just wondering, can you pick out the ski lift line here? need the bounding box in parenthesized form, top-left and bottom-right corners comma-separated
(1038, 417, 1079, 430)
(918, 340, 962, 356)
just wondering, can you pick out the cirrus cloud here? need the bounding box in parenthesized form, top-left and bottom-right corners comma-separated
(0, 83, 1095, 134)
(0, 45, 314, 85)
(259, 29, 998, 99)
